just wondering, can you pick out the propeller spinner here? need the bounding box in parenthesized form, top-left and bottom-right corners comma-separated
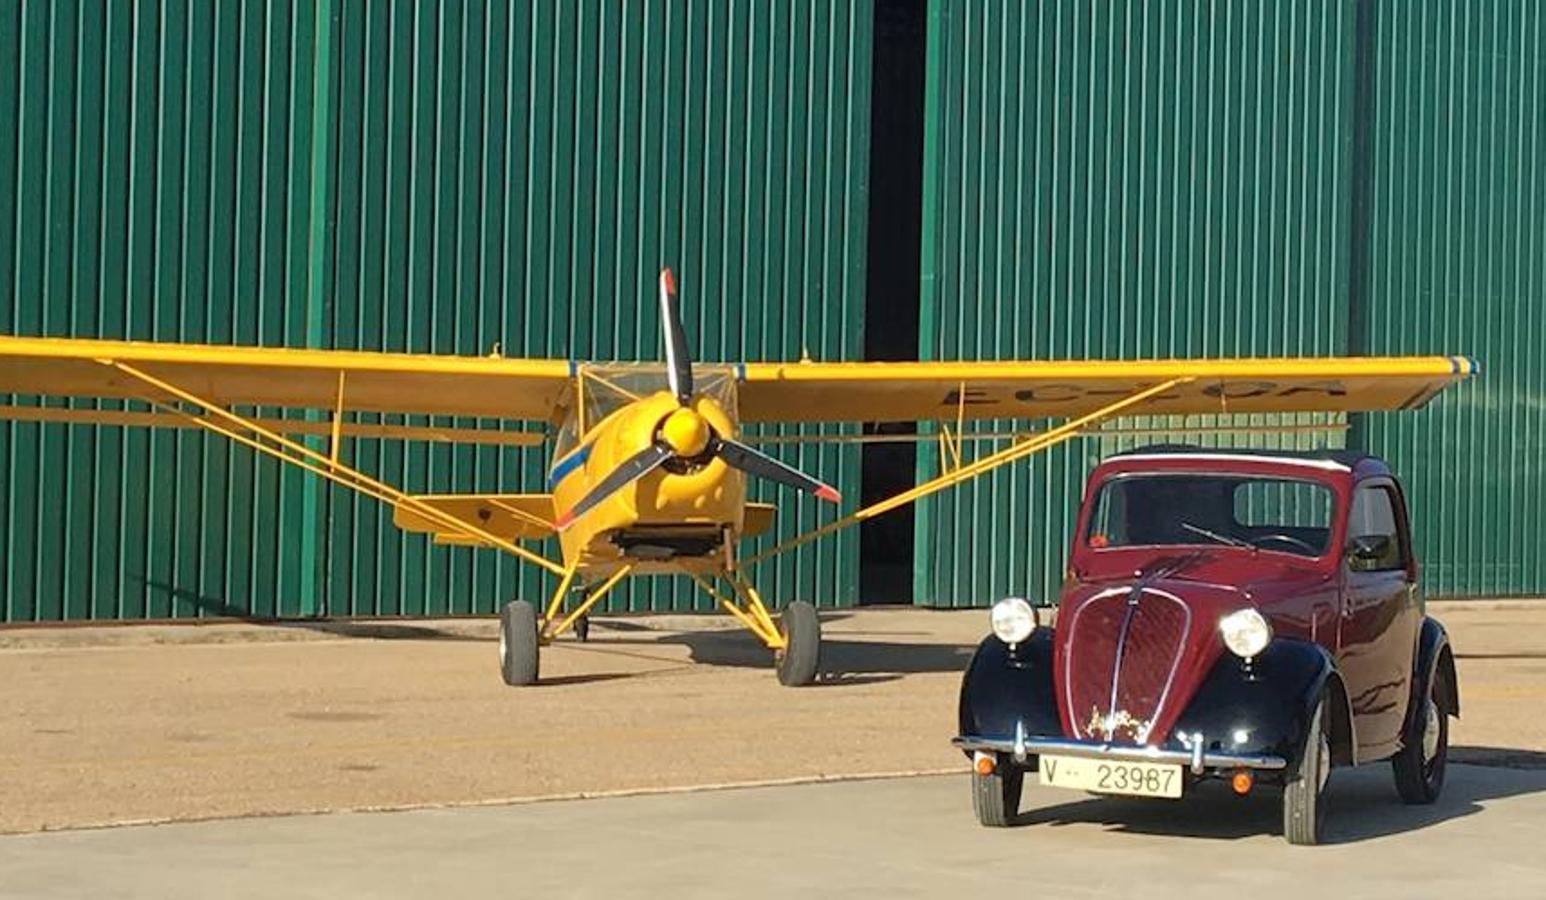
(554, 268, 841, 531)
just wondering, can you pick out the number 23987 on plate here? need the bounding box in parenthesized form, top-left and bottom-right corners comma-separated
(1038, 754, 1183, 799)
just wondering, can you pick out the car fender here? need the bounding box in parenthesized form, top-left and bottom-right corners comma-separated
(957, 628, 1060, 756)
(1167, 638, 1358, 769)
(1407, 616, 1459, 729)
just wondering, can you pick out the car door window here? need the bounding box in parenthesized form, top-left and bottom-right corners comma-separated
(1347, 486, 1406, 571)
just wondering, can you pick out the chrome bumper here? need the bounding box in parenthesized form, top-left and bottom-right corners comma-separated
(953, 725, 1287, 774)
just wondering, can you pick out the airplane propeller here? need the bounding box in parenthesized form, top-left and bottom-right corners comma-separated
(554, 268, 841, 531)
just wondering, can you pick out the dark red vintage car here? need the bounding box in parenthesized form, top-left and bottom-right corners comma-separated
(954, 446, 1459, 844)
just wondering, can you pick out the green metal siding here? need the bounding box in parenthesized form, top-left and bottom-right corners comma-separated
(1356, 0, 1545, 596)
(1, 1, 872, 622)
(917, 1, 1356, 606)
(2, 1, 325, 622)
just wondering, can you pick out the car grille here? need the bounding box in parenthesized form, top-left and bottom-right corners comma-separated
(1065, 589, 1191, 744)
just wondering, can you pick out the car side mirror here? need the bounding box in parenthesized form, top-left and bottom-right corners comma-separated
(1345, 535, 1392, 571)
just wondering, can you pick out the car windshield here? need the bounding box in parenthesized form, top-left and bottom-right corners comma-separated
(1085, 473, 1335, 557)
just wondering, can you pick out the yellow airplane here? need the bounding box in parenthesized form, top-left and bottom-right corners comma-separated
(0, 268, 1477, 686)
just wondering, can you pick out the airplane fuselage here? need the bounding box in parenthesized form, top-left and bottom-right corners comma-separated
(550, 389, 748, 575)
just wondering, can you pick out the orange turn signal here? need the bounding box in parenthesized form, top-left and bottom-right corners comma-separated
(1230, 769, 1254, 795)
(974, 755, 996, 776)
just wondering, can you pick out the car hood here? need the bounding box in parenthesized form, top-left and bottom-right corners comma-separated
(1053, 551, 1321, 744)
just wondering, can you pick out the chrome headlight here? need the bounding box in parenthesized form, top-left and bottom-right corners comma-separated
(1219, 608, 1272, 659)
(990, 597, 1038, 646)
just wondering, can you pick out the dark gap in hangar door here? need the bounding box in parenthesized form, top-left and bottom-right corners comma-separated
(859, 0, 926, 606)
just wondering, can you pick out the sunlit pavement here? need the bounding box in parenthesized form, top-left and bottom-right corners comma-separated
(3, 763, 1545, 899)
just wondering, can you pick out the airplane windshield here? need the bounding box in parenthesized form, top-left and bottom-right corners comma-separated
(1085, 473, 1334, 557)
(553, 364, 739, 459)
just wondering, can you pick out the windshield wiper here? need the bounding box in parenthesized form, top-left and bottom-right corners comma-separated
(1180, 521, 1254, 551)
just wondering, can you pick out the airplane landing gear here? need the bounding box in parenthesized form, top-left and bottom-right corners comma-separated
(499, 600, 540, 686)
(776, 601, 821, 686)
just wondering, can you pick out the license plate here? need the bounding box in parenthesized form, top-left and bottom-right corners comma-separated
(1038, 754, 1182, 799)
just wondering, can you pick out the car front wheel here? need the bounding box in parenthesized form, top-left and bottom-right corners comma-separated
(1282, 692, 1331, 845)
(971, 762, 1022, 827)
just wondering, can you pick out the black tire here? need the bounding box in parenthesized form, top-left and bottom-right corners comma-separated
(971, 764, 1023, 827)
(775, 601, 821, 686)
(1283, 693, 1331, 845)
(573, 613, 590, 643)
(499, 600, 539, 686)
(1392, 666, 1450, 804)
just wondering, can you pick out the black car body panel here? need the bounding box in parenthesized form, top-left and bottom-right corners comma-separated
(957, 628, 1060, 756)
(1165, 637, 1351, 770)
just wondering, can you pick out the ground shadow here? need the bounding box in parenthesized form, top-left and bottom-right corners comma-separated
(593, 611, 857, 634)
(1006, 752, 1546, 844)
(126, 587, 971, 682)
(532, 671, 640, 687)
(269, 620, 486, 642)
(598, 624, 977, 684)
(138, 581, 487, 642)
(1450, 746, 1546, 770)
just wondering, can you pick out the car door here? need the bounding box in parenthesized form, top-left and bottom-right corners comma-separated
(1337, 479, 1419, 760)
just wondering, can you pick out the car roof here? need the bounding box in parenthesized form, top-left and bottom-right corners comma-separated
(1106, 443, 1388, 474)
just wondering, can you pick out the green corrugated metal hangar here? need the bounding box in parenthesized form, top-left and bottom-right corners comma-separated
(1, 1, 1540, 623)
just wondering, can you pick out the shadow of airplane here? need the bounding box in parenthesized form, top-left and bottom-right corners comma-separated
(138, 580, 486, 642)
(593, 616, 979, 687)
(1001, 749, 1546, 844)
(135, 582, 975, 683)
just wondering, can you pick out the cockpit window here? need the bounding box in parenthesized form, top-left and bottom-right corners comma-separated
(551, 364, 741, 461)
(1086, 473, 1334, 557)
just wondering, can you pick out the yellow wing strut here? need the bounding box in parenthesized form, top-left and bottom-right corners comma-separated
(743, 377, 1193, 567)
(104, 360, 566, 576)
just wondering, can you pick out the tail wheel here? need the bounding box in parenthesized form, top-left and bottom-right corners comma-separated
(574, 613, 590, 643)
(1282, 692, 1331, 845)
(499, 600, 540, 687)
(775, 601, 821, 686)
(1392, 665, 1450, 804)
(971, 763, 1023, 827)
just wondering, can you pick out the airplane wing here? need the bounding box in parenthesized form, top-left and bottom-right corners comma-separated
(0, 337, 1476, 427)
(0, 335, 573, 421)
(737, 356, 1479, 424)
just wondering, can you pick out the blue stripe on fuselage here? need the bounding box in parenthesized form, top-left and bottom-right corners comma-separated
(548, 444, 592, 490)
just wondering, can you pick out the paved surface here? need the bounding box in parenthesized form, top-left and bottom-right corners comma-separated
(0, 608, 980, 833)
(1, 602, 1544, 834)
(3, 764, 1545, 899)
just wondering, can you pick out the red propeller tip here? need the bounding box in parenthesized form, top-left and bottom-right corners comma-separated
(660, 268, 676, 295)
(814, 485, 842, 504)
(553, 510, 575, 531)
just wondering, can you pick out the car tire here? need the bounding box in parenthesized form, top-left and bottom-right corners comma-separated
(775, 601, 821, 686)
(1283, 692, 1331, 845)
(971, 764, 1023, 827)
(1392, 665, 1450, 804)
(499, 600, 540, 686)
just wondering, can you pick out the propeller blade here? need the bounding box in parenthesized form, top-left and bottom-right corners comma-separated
(659, 267, 694, 403)
(554, 443, 674, 531)
(715, 439, 841, 504)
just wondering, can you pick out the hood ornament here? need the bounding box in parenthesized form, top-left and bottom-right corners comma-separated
(1086, 707, 1151, 743)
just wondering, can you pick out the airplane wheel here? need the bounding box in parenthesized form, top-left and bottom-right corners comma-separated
(499, 600, 539, 686)
(775, 601, 821, 687)
(574, 613, 590, 643)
